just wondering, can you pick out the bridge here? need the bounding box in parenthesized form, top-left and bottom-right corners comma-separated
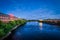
(27, 20, 43, 22)
(27, 19, 60, 26)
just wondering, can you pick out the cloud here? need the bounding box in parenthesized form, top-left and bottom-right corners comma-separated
(6, 7, 60, 20)
(5, 0, 60, 19)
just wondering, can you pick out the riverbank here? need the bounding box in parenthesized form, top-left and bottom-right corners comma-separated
(0, 19, 27, 40)
(3, 22, 60, 40)
(2, 22, 26, 40)
(42, 19, 60, 26)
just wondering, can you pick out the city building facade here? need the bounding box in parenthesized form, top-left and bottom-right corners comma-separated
(0, 13, 19, 22)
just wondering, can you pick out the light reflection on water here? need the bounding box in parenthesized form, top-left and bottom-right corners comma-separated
(39, 22, 43, 30)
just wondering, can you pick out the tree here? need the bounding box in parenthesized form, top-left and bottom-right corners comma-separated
(8, 21, 16, 27)
(0, 29, 5, 37)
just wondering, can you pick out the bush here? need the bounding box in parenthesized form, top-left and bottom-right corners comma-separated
(0, 19, 26, 38)
(0, 29, 5, 37)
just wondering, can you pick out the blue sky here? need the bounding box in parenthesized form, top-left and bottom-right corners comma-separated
(0, 0, 60, 19)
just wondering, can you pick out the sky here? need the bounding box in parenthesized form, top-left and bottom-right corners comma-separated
(0, 0, 60, 19)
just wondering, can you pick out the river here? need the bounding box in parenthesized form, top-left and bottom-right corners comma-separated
(4, 22, 60, 40)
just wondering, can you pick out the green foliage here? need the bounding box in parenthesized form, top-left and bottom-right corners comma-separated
(0, 29, 5, 37)
(4, 24, 12, 33)
(8, 21, 16, 26)
(0, 21, 5, 29)
(0, 19, 26, 38)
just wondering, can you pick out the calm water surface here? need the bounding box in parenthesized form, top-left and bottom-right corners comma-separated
(5, 22, 60, 40)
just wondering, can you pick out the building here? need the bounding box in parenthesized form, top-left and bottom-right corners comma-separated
(0, 13, 19, 22)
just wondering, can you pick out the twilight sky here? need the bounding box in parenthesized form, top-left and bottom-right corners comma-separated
(0, 0, 60, 19)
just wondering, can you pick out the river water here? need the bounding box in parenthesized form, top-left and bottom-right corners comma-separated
(4, 22, 60, 40)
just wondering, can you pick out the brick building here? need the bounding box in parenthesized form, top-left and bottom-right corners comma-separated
(0, 13, 19, 22)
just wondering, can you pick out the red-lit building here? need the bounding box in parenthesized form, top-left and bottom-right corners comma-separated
(0, 13, 19, 22)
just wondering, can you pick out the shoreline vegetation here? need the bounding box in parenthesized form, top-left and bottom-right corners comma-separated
(0, 19, 26, 40)
(0, 18, 60, 40)
(43, 19, 60, 26)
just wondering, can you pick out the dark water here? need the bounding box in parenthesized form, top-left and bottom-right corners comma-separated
(4, 22, 60, 40)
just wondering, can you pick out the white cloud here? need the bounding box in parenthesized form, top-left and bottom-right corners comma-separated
(6, 7, 59, 19)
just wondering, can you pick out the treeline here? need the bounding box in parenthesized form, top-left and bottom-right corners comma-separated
(0, 19, 26, 38)
(43, 20, 60, 26)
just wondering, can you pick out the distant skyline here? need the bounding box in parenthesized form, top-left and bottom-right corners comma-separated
(0, 0, 60, 19)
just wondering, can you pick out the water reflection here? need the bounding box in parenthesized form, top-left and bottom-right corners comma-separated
(39, 22, 43, 30)
(4, 22, 60, 40)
